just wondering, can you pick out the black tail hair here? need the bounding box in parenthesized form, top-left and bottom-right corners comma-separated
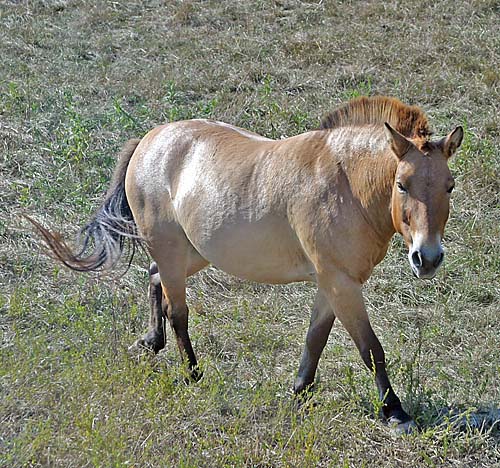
(27, 139, 142, 272)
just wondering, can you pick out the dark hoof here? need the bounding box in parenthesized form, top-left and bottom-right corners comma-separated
(382, 405, 416, 435)
(293, 376, 316, 396)
(293, 383, 315, 400)
(292, 382, 317, 411)
(129, 331, 165, 354)
(190, 366, 203, 382)
(175, 367, 203, 386)
(387, 416, 417, 435)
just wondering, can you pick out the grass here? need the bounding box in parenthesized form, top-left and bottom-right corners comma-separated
(1, 0, 499, 466)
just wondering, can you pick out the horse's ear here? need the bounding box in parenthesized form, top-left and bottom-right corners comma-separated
(442, 126, 463, 159)
(384, 122, 411, 160)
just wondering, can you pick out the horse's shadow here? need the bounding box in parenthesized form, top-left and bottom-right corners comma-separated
(297, 389, 500, 437)
(413, 404, 500, 435)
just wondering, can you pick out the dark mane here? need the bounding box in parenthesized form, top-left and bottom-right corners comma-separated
(320, 96, 432, 140)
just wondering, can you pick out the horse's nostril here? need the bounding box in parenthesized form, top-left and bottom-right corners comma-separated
(434, 252, 444, 268)
(411, 250, 422, 268)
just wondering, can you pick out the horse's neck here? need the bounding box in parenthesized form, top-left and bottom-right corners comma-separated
(354, 155, 397, 245)
(332, 127, 397, 244)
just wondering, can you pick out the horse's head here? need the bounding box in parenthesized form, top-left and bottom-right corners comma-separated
(384, 123, 463, 279)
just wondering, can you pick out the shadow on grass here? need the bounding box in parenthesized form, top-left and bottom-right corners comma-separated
(416, 405, 500, 435)
(300, 387, 500, 438)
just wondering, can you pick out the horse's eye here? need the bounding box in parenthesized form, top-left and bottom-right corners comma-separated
(397, 182, 407, 193)
(447, 185, 455, 194)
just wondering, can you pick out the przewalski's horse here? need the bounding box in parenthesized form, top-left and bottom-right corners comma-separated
(29, 96, 463, 433)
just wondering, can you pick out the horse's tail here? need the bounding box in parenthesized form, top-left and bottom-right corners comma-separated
(26, 138, 142, 272)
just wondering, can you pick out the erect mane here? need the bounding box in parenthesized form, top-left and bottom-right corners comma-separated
(320, 96, 431, 140)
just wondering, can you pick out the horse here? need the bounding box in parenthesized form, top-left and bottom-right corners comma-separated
(28, 96, 463, 433)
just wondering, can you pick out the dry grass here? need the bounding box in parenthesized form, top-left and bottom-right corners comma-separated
(1, 0, 499, 466)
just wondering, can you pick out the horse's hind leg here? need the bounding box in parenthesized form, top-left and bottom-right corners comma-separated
(294, 290, 336, 395)
(148, 238, 205, 381)
(130, 262, 167, 353)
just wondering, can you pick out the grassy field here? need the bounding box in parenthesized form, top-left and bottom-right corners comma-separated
(1, 0, 499, 466)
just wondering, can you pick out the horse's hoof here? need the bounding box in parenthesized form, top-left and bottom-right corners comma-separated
(128, 339, 155, 354)
(387, 416, 417, 436)
(173, 368, 203, 386)
(189, 367, 204, 383)
(293, 378, 316, 399)
(128, 333, 164, 354)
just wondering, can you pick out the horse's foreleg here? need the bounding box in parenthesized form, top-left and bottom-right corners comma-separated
(294, 290, 335, 395)
(319, 271, 414, 433)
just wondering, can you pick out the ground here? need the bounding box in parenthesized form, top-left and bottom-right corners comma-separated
(0, 1, 499, 466)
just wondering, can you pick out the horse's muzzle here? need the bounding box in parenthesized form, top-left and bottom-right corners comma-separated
(408, 245, 444, 279)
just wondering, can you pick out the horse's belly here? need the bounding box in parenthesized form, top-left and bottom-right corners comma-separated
(184, 217, 316, 284)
